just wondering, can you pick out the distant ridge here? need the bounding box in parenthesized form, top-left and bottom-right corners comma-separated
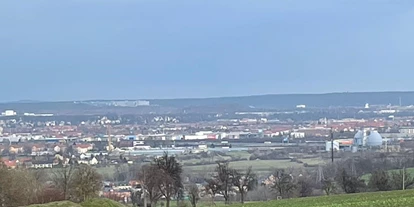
(149, 91, 414, 108)
(2, 91, 414, 110)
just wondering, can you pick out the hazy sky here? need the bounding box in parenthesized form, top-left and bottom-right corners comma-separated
(1, 0, 414, 101)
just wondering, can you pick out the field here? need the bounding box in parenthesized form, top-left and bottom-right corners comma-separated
(35, 156, 326, 180)
(361, 167, 414, 181)
(230, 189, 414, 207)
(184, 160, 305, 172)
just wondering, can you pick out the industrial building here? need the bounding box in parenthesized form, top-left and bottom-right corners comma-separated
(326, 129, 384, 152)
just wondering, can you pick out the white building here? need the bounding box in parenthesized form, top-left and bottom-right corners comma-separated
(290, 132, 305, 138)
(296, 105, 306, 109)
(1, 110, 16, 116)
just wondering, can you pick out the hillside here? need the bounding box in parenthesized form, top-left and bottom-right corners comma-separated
(151, 91, 414, 108)
(233, 189, 414, 207)
(1, 91, 414, 113)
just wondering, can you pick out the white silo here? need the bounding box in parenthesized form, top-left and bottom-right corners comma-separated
(367, 131, 383, 147)
(354, 130, 364, 146)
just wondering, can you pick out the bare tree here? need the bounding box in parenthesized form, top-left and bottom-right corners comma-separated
(232, 166, 258, 203)
(368, 169, 391, 191)
(335, 168, 366, 194)
(270, 170, 296, 198)
(138, 165, 163, 207)
(0, 167, 39, 206)
(296, 175, 314, 197)
(186, 184, 200, 207)
(214, 161, 234, 204)
(71, 164, 102, 202)
(154, 152, 183, 207)
(52, 166, 74, 200)
(204, 178, 220, 206)
(321, 178, 336, 196)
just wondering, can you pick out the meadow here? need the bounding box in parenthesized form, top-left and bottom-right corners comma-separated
(230, 189, 414, 207)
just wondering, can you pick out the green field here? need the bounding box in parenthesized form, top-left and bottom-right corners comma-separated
(184, 160, 309, 172)
(230, 189, 414, 207)
(361, 167, 414, 181)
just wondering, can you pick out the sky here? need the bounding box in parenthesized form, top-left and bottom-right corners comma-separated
(1, 0, 414, 101)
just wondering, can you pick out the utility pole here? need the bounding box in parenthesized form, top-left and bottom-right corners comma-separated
(403, 166, 406, 190)
(331, 128, 334, 163)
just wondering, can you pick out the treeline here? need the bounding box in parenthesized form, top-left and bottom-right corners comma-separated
(0, 163, 102, 207)
(134, 153, 259, 207)
(3, 152, 414, 207)
(102, 152, 414, 207)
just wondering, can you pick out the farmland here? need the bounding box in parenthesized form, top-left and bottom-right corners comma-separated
(362, 167, 414, 181)
(230, 189, 414, 207)
(184, 159, 310, 172)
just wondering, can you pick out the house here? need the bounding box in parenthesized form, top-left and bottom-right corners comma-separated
(2, 160, 18, 169)
(74, 143, 94, 154)
(30, 161, 54, 169)
(90, 157, 99, 165)
(9, 145, 24, 154)
(32, 144, 47, 152)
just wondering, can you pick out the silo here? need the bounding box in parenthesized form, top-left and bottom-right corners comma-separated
(354, 130, 364, 146)
(367, 131, 383, 147)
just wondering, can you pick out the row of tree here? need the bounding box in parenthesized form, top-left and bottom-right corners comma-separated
(134, 154, 258, 207)
(0, 162, 102, 207)
(132, 153, 414, 207)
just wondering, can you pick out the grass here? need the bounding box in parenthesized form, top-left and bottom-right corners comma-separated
(230, 189, 414, 207)
(26, 198, 126, 207)
(183, 160, 307, 172)
(361, 167, 414, 181)
(35, 156, 324, 180)
(26, 201, 81, 207)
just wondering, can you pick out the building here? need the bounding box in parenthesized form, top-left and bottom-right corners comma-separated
(74, 143, 94, 154)
(29, 161, 54, 169)
(290, 132, 305, 138)
(1, 110, 16, 116)
(400, 127, 414, 135)
(326, 139, 353, 152)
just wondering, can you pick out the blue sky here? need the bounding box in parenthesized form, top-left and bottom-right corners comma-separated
(0, 0, 413, 101)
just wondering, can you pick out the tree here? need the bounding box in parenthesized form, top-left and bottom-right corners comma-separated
(390, 169, 414, 190)
(213, 161, 234, 204)
(114, 164, 130, 182)
(187, 184, 200, 207)
(335, 168, 366, 194)
(52, 166, 74, 200)
(154, 152, 183, 207)
(296, 175, 314, 197)
(368, 169, 391, 191)
(138, 165, 163, 207)
(71, 164, 102, 202)
(130, 189, 143, 207)
(321, 178, 336, 196)
(0, 167, 39, 206)
(204, 178, 220, 206)
(270, 170, 296, 198)
(232, 166, 258, 203)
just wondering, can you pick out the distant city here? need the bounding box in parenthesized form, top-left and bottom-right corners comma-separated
(2, 92, 414, 205)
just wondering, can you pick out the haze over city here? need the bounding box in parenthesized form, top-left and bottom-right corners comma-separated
(1, 0, 414, 102)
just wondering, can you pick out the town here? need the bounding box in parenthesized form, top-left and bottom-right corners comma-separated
(2, 97, 414, 206)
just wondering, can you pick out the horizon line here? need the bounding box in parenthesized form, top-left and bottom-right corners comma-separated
(2, 90, 413, 104)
